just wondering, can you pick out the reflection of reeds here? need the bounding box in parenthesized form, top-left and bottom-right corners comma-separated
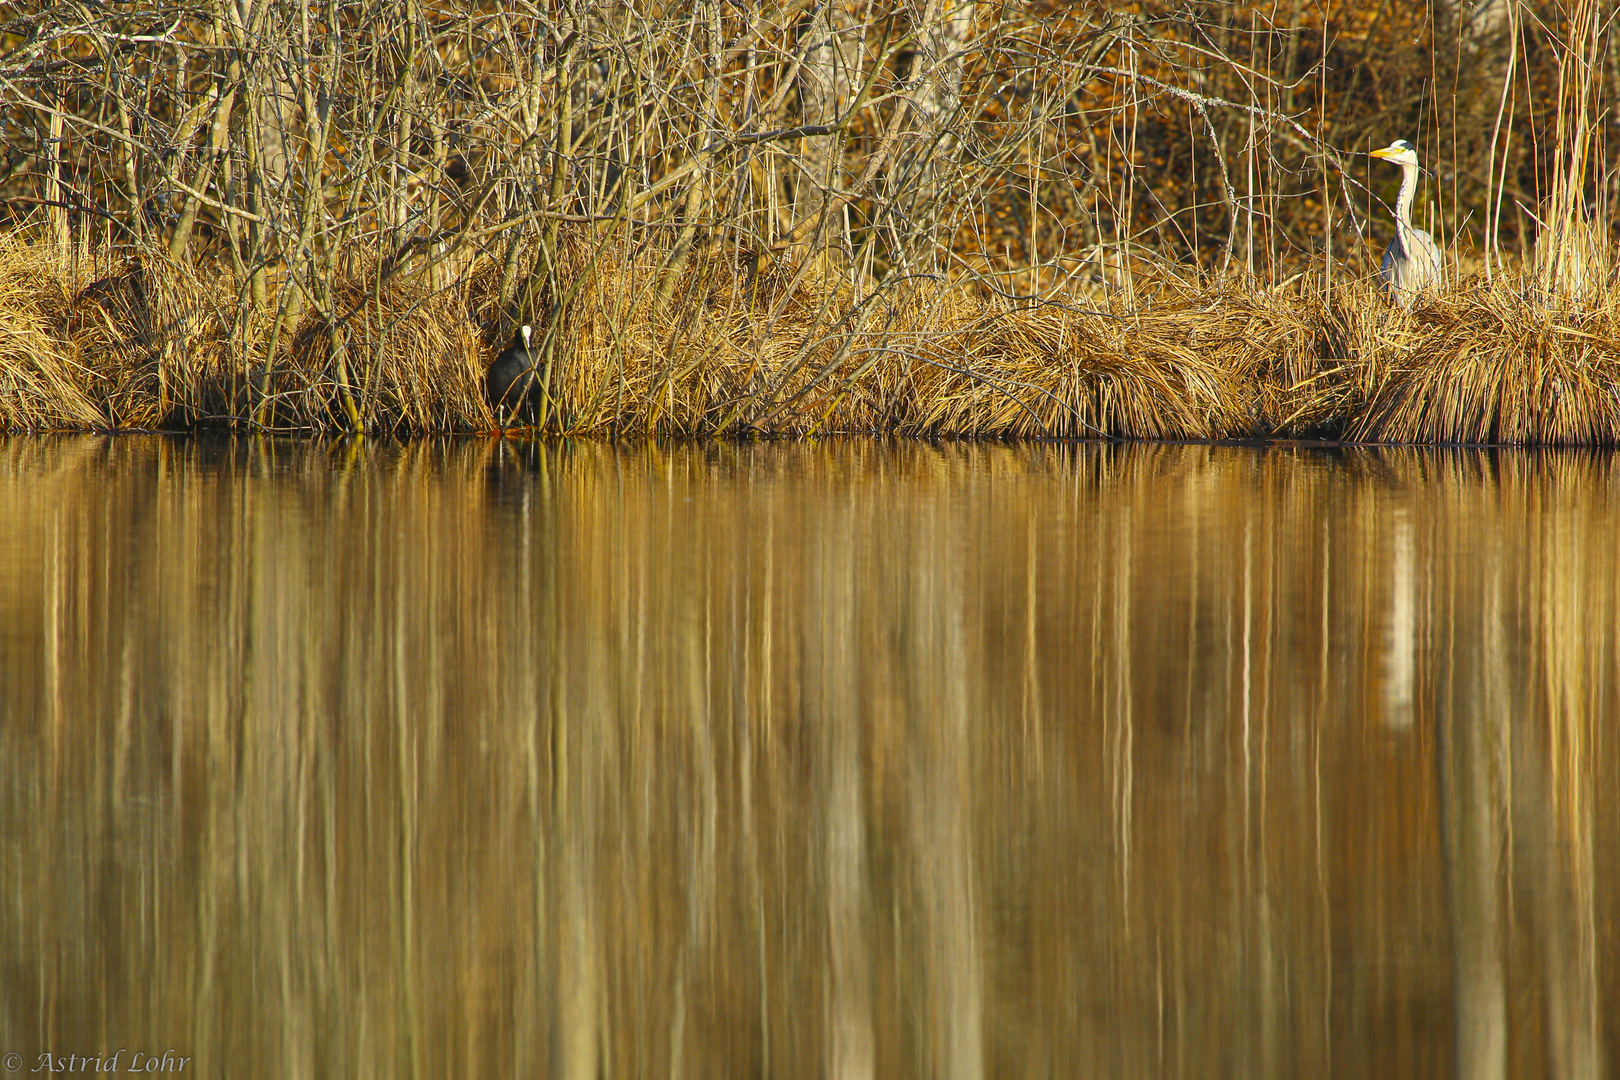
(1, 440, 1615, 1075)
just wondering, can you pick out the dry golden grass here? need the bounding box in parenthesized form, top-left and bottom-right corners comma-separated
(0, 234, 103, 430)
(0, 237, 244, 431)
(557, 238, 1265, 439)
(894, 294, 1249, 438)
(287, 258, 489, 432)
(1318, 280, 1620, 445)
(4, 231, 1620, 443)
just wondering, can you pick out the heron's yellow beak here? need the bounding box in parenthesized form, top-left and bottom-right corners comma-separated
(1369, 147, 1396, 159)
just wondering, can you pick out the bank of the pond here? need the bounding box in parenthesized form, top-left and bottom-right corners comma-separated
(3, 235, 1619, 444)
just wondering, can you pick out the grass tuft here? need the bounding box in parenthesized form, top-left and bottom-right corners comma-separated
(5, 233, 1620, 445)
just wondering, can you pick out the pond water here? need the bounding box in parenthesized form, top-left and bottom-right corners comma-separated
(0, 436, 1615, 1078)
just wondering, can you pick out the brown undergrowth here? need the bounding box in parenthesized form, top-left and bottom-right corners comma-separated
(3, 232, 1619, 444)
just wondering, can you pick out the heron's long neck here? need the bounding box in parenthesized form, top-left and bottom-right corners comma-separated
(1393, 161, 1419, 244)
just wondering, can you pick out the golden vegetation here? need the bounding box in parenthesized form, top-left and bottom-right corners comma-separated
(0, 0, 1613, 441)
(6, 232, 1620, 441)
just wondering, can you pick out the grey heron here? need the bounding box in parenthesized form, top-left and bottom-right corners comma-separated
(486, 324, 539, 425)
(1369, 139, 1443, 307)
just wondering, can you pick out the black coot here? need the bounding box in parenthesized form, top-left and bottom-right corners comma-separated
(485, 324, 538, 424)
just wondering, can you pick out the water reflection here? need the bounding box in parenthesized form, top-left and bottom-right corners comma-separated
(0, 437, 1614, 1078)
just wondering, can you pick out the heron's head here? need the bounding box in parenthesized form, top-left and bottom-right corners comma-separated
(521, 324, 532, 349)
(1369, 139, 1419, 167)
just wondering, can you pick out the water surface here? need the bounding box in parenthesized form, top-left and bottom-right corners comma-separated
(0, 437, 1615, 1078)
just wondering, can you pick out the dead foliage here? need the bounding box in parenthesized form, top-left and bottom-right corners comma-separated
(4, 234, 1620, 445)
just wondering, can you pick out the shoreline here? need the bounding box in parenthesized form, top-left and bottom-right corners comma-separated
(3, 236, 1617, 446)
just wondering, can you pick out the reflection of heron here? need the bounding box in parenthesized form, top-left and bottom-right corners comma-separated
(1369, 139, 1443, 307)
(486, 324, 538, 425)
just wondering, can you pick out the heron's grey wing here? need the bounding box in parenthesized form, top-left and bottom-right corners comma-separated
(1412, 228, 1443, 285)
(1380, 241, 1401, 290)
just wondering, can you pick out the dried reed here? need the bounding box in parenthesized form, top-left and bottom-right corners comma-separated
(5, 231, 1620, 444)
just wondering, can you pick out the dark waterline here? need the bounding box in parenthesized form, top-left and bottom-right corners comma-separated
(0, 436, 1615, 1078)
